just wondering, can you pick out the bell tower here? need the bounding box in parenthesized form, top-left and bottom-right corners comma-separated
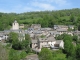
(12, 20, 19, 30)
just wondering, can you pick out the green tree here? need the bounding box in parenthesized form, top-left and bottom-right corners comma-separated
(20, 51, 26, 59)
(12, 41, 22, 50)
(0, 22, 4, 31)
(63, 35, 76, 58)
(25, 34, 31, 41)
(39, 48, 53, 60)
(0, 44, 8, 60)
(9, 49, 20, 60)
(55, 35, 63, 40)
(21, 34, 31, 52)
(72, 35, 78, 43)
(52, 50, 66, 60)
(76, 44, 80, 60)
(78, 24, 80, 31)
(8, 32, 22, 50)
(8, 32, 18, 43)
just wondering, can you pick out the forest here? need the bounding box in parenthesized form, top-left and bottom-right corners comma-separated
(0, 8, 80, 30)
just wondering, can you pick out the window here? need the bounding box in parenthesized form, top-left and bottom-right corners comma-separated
(54, 44, 59, 47)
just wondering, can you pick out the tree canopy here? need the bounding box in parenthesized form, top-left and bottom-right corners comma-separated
(0, 8, 80, 30)
(39, 48, 53, 60)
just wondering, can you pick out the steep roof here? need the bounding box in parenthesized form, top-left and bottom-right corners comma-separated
(31, 40, 37, 43)
(55, 40, 63, 44)
(57, 29, 67, 32)
(38, 36, 56, 42)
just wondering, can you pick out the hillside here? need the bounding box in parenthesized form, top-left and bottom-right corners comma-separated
(0, 8, 80, 30)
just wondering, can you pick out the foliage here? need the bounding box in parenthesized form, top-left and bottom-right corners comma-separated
(12, 41, 22, 50)
(9, 49, 27, 60)
(52, 50, 67, 60)
(63, 34, 76, 59)
(25, 34, 31, 42)
(53, 53, 66, 60)
(8, 32, 31, 52)
(72, 35, 78, 43)
(0, 8, 80, 30)
(76, 44, 80, 60)
(55, 35, 63, 40)
(8, 32, 18, 43)
(1, 8, 80, 60)
(55, 33, 67, 40)
(78, 24, 80, 31)
(20, 50, 27, 59)
(8, 49, 20, 60)
(8, 32, 21, 50)
(0, 44, 9, 60)
(23, 34, 31, 53)
(39, 48, 53, 60)
(40, 35, 46, 38)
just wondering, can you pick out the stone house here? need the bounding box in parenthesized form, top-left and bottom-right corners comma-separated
(19, 24, 24, 29)
(31, 36, 64, 52)
(38, 36, 64, 49)
(31, 39, 38, 49)
(54, 25, 68, 30)
(31, 24, 41, 30)
(68, 25, 74, 29)
(57, 29, 68, 35)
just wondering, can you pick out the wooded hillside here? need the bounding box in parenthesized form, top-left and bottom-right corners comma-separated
(0, 8, 80, 30)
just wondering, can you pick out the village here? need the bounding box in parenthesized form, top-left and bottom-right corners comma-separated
(0, 20, 79, 53)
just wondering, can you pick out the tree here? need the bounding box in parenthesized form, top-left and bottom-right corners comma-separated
(8, 32, 18, 43)
(9, 49, 20, 60)
(0, 22, 4, 31)
(76, 44, 80, 60)
(0, 44, 8, 60)
(25, 34, 31, 41)
(56, 33, 67, 40)
(8, 32, 22, 50)
(39, 48, 53, 60)
(20, 50, 26, 59)
(21, 34, 31, 52)
(12, 41, 22, 50)
(70, 15, 74, 21)
(24, 34, 31, 48)
(78, 24, 80, 31)
(63, 35, 76, 58)
(25, 34, 31, 52)
(52, 50, 66, 60)
(72, 35, 78, 43)
(55, 35, 63, 40)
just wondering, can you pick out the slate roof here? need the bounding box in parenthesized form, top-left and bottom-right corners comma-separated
(33, 30, 42, 34)
(31, 40, 37, 43)
(55, 40, 63, 44)
(54, 25, 68, 29)
(38, 36, 56, 42)
(40, 28, 52, 31)
(57, 29, 67, 32)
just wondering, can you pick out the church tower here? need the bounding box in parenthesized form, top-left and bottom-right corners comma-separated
(12, 20, 19, 30)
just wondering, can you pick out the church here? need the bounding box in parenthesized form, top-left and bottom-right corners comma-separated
(11, 20, 19, 30)
(11, 20, 24, 30)
(0, 20, 25, 42)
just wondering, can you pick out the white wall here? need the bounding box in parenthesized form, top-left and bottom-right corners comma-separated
(12, 21, 19, 30)
(59, 41, 64, 49)
(48, 41, 56, 47)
